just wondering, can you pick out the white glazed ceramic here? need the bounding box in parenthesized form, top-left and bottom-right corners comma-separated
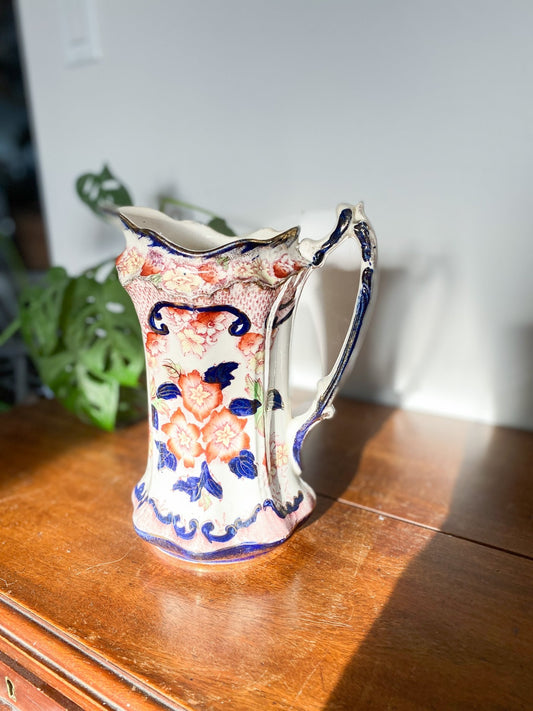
(116, 203, 377, 562)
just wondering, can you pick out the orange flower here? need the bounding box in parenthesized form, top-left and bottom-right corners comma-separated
(273, 255, 295, 278)
(201, 408, 250, 463)
(178, 370, 223, 421)
(238, 332, 263, 357)
(198, 262, 220, 284)
(141, 260, 159, 276)
(162, 408, 203, 468)
(145, 331, 167, 358)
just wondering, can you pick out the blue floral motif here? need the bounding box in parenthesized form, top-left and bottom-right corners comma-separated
(156, 382, 181, 399)
(229, 450, 258, 479)
(204, 361, 239, 389)
(151, 405, 159, 429)
(229, 398, 262, 416)
(173, 461, 223, 502)
(156, 441, 177, 471)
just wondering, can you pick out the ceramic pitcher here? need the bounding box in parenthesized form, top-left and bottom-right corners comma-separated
(116, 203, 377, 563)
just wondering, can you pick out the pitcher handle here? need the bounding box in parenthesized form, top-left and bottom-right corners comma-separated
(288, 202, 378, 469)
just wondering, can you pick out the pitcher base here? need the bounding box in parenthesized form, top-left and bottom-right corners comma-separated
(132, 487, 316, 563)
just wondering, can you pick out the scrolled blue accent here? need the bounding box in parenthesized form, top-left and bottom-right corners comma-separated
(148, 302, 251, 337)
(134, 486, 199, 539)
(263, 492, 304, 518)
(201, 504, 262, 543)
(173, 519, 198, 540)
(133, 484, 305, 547)
(311, 208, 352, 266)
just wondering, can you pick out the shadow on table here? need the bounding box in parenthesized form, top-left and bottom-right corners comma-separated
(0, 399, 144, 492)
(301, 398, 394, 524)
(322, 423, 533, 710)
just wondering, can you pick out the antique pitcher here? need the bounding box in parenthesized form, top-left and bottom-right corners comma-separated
(116, 203, 377, 563)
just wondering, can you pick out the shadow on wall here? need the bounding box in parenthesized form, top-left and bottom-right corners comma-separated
(488, 322, 533, 431)
(316, 256, 452, 408)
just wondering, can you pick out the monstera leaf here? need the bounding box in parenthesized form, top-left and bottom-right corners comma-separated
(76, 164, 133, 216)
(17, 264, 145, 430)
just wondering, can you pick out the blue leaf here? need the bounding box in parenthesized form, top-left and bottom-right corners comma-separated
(156, 382, 181, 399)
(268, 389, 284, 410)
(156, 441, 177, 471)
(151, 405, 159, 429)
(173, 475, 203, 502)
(229, 398, 262, 416)
(204, 361, 239, 389)
(173, 461, 223, 502)
(202, 461, 223, 499)
(229, 450, 258, 479)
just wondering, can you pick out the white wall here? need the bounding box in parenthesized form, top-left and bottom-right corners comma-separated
(16, 0, 533, 430)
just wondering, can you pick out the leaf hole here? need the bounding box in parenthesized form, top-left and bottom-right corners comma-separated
(106, 301, 125, 314)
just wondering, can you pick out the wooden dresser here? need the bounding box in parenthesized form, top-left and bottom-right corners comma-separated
(0, 398, 531, 710)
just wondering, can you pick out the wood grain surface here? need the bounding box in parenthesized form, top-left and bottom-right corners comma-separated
(0, 398, 532, 710)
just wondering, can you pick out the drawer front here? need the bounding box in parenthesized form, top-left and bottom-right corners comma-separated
(0, 654, 76, 711)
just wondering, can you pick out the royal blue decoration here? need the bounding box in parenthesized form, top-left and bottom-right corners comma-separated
(204, 361, 239, 389)
(263, 491, 304, 518)
(156, 382, 181, 399)
(135, 481, 305, 548)
(228, 398, 262, 416)
(268, 389, 283, 410)
(156, 441, 177, 471)
(229, 450, 258, 479)
(151, 405, 159, 429)
(148, 302, 251, 337)
(201, 505, 262, 543)
(173, 461, 223, 502)
(311, 208, 352, 266)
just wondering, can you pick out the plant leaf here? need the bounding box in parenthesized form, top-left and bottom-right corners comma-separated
(207, 217, 236, 237)
(18, 267, 70, 359)
(76, 164, 133, 216)
(61, 269, 144, 388)
(17, 263, 145, 430)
